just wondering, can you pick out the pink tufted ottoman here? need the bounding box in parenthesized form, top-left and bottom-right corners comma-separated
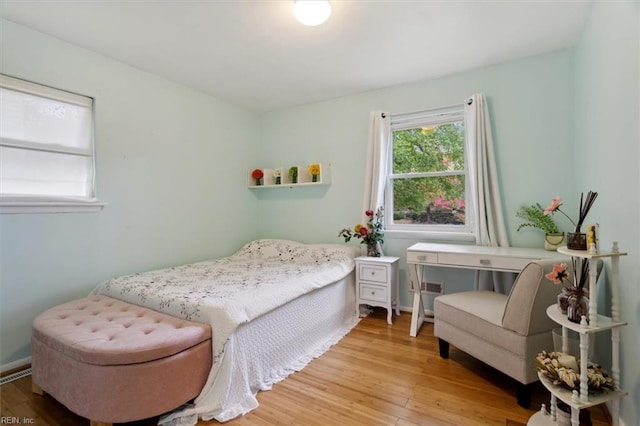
(31, 295, 212, 426)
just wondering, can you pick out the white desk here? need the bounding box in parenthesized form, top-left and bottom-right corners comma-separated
(406, 242, 567, 337)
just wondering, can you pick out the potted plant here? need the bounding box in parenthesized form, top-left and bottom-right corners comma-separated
(288, 166, 298, 184)
(516, 203, 563, 250)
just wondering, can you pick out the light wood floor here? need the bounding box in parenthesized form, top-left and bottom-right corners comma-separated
(1, 308, 610, 426)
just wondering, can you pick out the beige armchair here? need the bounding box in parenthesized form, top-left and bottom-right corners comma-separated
(434, 260, 569, 407)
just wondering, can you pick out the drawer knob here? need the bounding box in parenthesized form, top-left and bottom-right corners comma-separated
(371, 291, 375, 295)
(371, 271, 375, 276)
(480, 259, 491, 265)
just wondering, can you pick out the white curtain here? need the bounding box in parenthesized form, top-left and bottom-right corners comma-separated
(363, 111, 391, 213)
(465, 94, 516, 293)
(362, 111, 391, 255)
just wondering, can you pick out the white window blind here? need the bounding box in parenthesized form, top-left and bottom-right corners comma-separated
(0, 74, 96, 202)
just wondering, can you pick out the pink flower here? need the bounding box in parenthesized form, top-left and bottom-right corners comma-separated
(544, 196, 562, 215)
(542, 195, 578, 228)
(358, 226, 369, 236)
(365, 210, 374, 217)
(545, 263, 570, 285)
(433, 197, 450, 207)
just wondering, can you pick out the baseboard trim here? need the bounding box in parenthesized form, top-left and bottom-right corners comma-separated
(399, 305, 434, 316)
(1, 356, 31, 375)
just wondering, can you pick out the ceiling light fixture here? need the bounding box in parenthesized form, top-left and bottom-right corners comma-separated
(294, 0, 331, 26)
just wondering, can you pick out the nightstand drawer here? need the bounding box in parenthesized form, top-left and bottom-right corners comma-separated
(359, 264, 387, 284)
(359, 283, 388, 303)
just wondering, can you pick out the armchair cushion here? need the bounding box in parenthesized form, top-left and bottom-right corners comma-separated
(435, 291, 539, 364)
(502, 261, 558, 336)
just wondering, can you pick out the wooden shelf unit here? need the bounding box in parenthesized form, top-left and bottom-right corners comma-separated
(528, 243, 627, 426)
(248, 163, 330, 188)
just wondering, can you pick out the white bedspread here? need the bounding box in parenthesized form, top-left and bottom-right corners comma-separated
(92, 239, 359, 424)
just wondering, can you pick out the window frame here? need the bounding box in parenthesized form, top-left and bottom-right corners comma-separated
(384, 106, 476, 242)
(0, 74, 105, 214)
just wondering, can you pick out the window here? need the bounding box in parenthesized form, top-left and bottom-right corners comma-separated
(385, 105, 473, 239)
(0, 74, 104, 213)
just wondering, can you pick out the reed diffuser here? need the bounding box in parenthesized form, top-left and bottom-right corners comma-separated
(544, 191, 598, 250)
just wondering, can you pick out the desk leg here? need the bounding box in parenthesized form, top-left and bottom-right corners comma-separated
(394, 265, 401, 316)
(409, 263, 426, 337)
(410, 291, 425, 337)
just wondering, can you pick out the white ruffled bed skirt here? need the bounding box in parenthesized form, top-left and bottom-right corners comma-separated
(160, 273, 358, 425)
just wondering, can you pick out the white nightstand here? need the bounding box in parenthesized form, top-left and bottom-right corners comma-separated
(355, 256, 400, 324)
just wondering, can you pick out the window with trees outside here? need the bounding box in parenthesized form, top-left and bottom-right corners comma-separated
(385, 106, 473, 239)
(0, 74, 103, 213)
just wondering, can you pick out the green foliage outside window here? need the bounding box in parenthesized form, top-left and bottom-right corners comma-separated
(392, 123, 466, 225)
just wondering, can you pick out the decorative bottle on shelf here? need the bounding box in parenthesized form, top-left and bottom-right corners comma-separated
(557, 286, 571, 314)
(567, 231, 587, 250)
(566, 290, 589, 323)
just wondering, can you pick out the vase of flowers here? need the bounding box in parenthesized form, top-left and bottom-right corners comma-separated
(251, 169, 264, 186)
(544, 191, 598, 250)
(288, 166, 298, 184)
(545, 260, 590, 323)
(338, 207, 384, 257)
(309, 163, 320, 183)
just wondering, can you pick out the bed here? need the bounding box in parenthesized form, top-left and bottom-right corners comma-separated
(91, 239, 360, 425)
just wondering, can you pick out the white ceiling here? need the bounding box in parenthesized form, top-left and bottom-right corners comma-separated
(0, 0, 593, 112)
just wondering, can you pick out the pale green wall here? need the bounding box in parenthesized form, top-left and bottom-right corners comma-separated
(0, 19, 260, 365)
(256, 50, 576, 306)
(573, 2, 639, 425)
